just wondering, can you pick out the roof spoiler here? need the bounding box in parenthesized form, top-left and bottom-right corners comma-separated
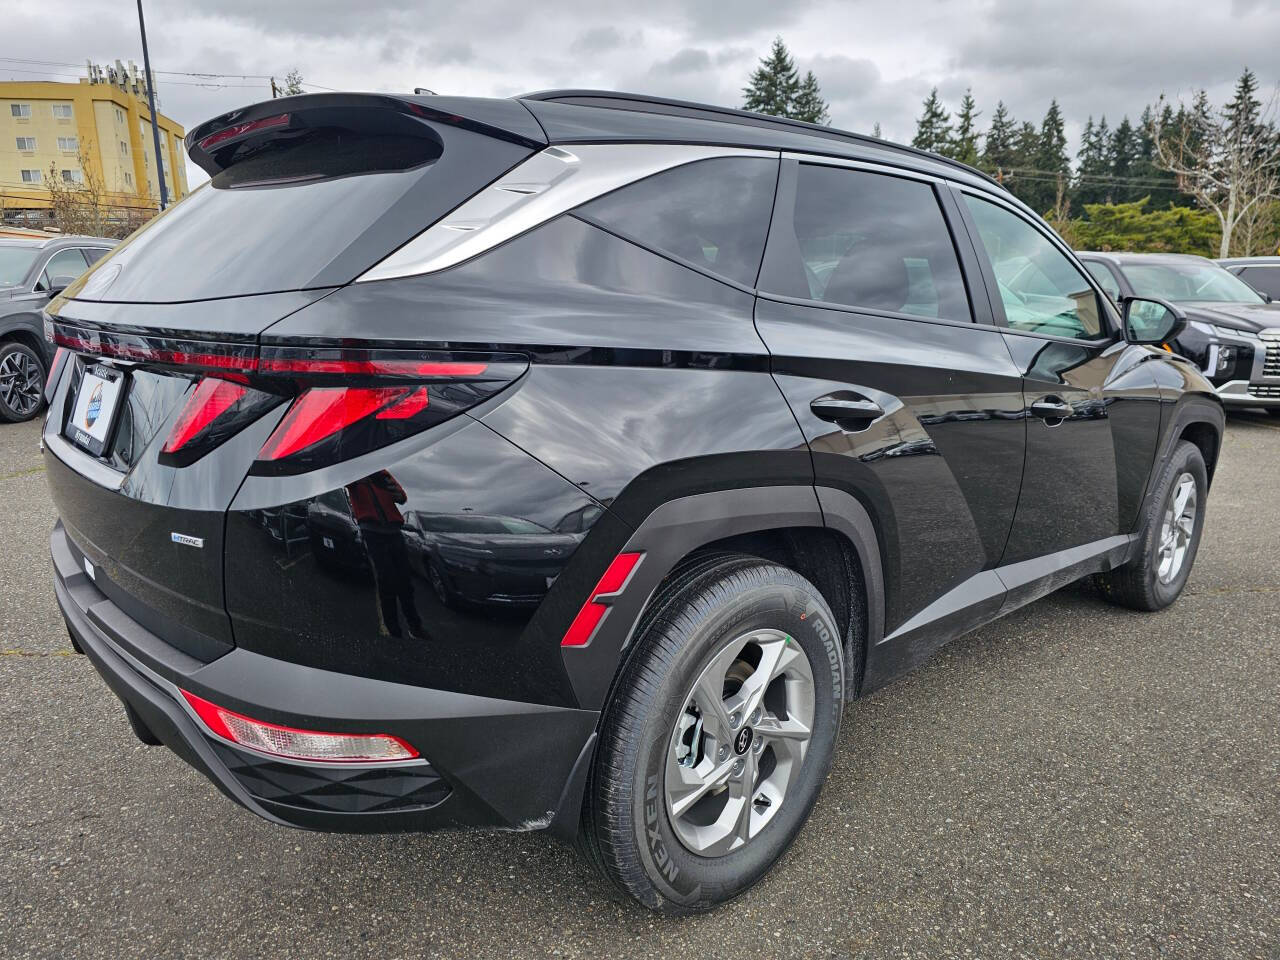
(185, 93, 546, 176)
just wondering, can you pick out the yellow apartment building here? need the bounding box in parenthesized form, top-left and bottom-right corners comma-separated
(0, 62, 188, 225)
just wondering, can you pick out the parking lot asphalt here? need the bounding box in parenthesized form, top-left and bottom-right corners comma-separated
(1, 413, 1277, 960)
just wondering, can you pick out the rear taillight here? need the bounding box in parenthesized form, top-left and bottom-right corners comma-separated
(47, 320, 527, 472)
(247, 346, 526, 476)
(159, 377, 281, 467)
(180, 689, 419, 763)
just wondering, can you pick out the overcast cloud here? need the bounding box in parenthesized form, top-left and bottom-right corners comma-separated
(6, 0, 1279, 187)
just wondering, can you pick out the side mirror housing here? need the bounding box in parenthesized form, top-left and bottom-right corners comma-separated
(46, 275, 78, 296)
(1120, 295, 1188, 346)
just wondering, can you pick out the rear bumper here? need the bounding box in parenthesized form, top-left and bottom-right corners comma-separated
(52, 522, 597, 835)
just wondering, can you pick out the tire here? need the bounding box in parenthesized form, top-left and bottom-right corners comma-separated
(0, 341, 47, 423)
(1095, 440, 1207, 611)
(580, 554, 844, 913)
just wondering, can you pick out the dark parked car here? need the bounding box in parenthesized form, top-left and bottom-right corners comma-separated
(1217, 256, 1280, 302)
(1080, 252, 1280, 415)
(0, 235, 114, 421)
(45, 91, 1223, 913)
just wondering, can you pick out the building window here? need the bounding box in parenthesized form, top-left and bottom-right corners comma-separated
(119, 140, 128, 156)
(57, 136, 78, 152)
(114, 107, 124, 124)
(52, 103, 73, 119)
(15, 136, 36, 152)
(124, 171, 133, 187)
(10, 103, 31, 118)
(61, 169, 83, 184)
(20, 169, 42, 184)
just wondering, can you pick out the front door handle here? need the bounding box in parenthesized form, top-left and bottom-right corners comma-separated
(1029, 396, 1074, 420)
(810, 394, 885, 430)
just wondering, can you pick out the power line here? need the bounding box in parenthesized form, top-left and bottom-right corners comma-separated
(0, 56, 273, 80)
(0, 65, 267, 88)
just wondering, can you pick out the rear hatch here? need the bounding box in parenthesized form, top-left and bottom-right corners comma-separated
(44, 93, 542, 662)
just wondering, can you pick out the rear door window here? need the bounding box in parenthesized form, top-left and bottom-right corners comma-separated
(575, 157, 778, 287)
(1238, 266, 1280, 300)
(759, 164, 972, 322)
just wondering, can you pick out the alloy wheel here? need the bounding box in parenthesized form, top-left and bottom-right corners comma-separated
(0, 350, 43, 417)
(1157, 472, 1197, 584)
(665, 628, 815, 857)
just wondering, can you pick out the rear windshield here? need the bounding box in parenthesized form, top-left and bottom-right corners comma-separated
(69, 108, 529, 303)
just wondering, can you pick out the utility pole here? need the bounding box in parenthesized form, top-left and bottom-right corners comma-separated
(135, 0, 169, 210)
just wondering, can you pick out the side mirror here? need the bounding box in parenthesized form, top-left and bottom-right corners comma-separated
(1120, 295, 1187, 346)
(46, 275, 78, 296)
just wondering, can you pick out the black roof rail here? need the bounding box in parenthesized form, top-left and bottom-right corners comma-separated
(520, 89, 1003, 188)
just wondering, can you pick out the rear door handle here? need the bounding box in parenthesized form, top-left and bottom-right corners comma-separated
(1029, 397, 1074, 420)
(810, 394, 884, 429)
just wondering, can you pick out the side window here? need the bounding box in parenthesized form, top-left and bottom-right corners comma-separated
(1238, 266, 1280, 300)
(761, 164, 972, 322)
(963, 195, 1106, 340)
(1083, 261, 1121, 303)
(83, 248, 111, 266)
(38, 248, 89, 290)
(575, 157, 777, 287)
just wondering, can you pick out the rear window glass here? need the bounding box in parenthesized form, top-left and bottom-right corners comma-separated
(65, 108, 525, 303)
(576, 157, 778, 287)
(761, 164, 971, 322)
(1238, 266, 1280, 300)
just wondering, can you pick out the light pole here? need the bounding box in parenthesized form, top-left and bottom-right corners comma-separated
(135, 0, 169, 210)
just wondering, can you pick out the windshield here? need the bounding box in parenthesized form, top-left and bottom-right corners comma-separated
(1124, 261, 1265, 304)
(0, 247, 39, 287)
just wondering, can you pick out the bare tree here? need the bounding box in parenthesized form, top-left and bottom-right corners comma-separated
(45, 144, 162, 239)
(45, 146, 111, 237)
(1153, 85, 1280, 258)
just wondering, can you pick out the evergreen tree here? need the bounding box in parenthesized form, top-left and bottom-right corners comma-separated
(1006, 121, 1041, 206)
(1014, 100, 1070, 213)
(742, 37, 801, 117)
(1224, 68, 1263, 148)
(950, 89, 982, 165)
(912, 88, 953, 154)
(792, 71, 830, 125)
(1134, 104, 1180, 208)
(1075, 115, 1112, 207)
(980, 101, 1017, 180)
(1110, 116, 1138, 204)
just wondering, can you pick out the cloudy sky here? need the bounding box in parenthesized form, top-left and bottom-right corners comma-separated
(7, 0, 1279, 186)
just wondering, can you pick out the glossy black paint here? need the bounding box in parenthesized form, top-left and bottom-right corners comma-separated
(44, 90, 1226, 839)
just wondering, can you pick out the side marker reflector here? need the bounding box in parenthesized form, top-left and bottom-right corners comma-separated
(561, 551, 643, 648)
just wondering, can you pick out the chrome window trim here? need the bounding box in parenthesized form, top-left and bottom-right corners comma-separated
(780, 150, 946, 186)
(356, 143, 779, 283)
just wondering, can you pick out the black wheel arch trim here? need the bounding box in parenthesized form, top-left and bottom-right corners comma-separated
(560, 483, 885, 713)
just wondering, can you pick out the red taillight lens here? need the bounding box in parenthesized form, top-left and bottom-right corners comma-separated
(561, 552, 643, 647)
(180, 689, 419, 763)
(163, 378, 246, 453)
(257, 387, 410, 461)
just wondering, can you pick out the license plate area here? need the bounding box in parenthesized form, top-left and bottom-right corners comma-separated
(65, 363, 126, 458)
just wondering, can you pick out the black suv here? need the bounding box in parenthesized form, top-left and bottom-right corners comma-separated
(0, 235, 114, 421)
(44, 91, 1224, 913)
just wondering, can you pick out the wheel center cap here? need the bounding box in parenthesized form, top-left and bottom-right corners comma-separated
(734, 726, 754, 755)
